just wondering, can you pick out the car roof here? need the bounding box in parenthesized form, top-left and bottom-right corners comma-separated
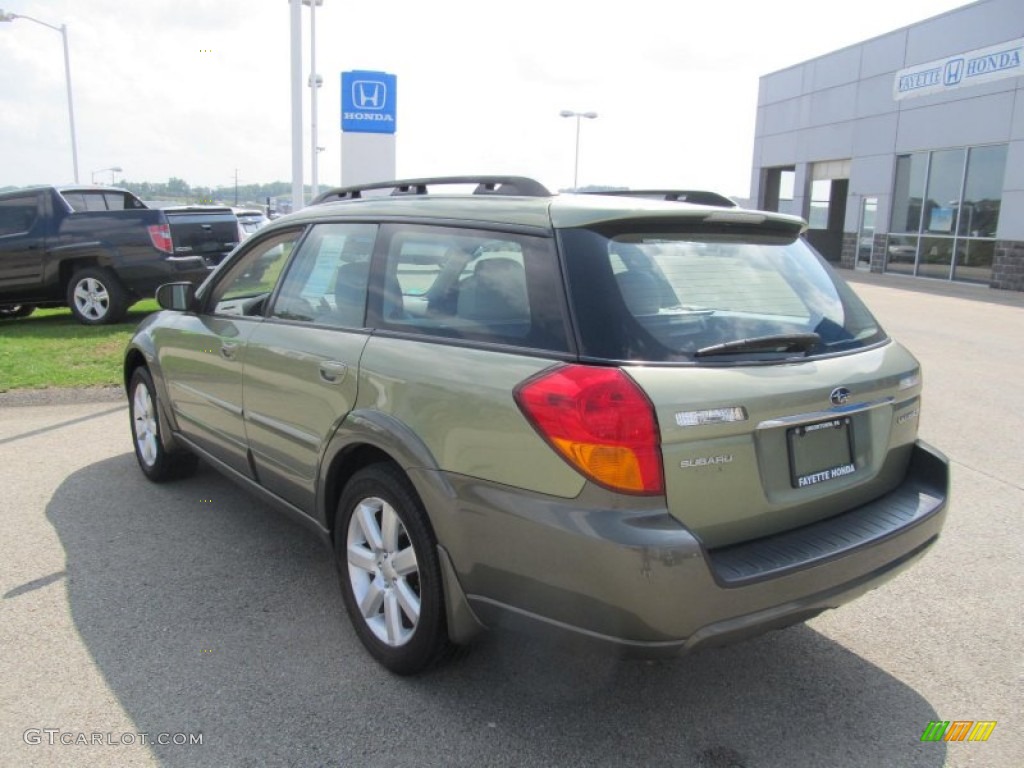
(0, 184, 131, 198)
(263, 176, 807, 235)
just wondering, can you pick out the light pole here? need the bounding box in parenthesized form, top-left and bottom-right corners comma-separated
(289, 0, 303, 211)
(304, 0, 323, 199)
(308, 73, 323, 195)
(91, 166, 122, 185)
(1, 9, 80, 183)
(559, 110, 598, 191)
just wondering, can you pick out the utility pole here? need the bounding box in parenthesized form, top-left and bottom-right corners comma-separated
(289, 0, 304, 211)
(234, 168, 239, 206)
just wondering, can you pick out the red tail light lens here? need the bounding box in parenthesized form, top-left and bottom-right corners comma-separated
(147, 224, 173, 254)
(514, 364, 664, 495)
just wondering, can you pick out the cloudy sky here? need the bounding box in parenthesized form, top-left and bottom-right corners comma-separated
(1, 0, 968, 197)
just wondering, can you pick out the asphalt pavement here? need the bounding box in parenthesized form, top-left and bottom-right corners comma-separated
(0, 272, 1021, 768)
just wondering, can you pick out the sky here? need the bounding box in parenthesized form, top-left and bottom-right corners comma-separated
(0, 0, 972, 199)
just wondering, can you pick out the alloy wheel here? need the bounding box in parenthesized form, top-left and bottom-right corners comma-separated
(73, 277, 110, 321)
(346, 496, 421, 647)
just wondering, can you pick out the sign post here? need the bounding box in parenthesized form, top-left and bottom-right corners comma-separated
(341, 70, 397, 186)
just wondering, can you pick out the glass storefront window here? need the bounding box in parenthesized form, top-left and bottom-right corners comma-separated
(887, 144, 1006, 283)
(923, 149, 966, 235)
(917, 237, 955, 279)
(885, 235, 918, 275)
(959, 144, 1007, 238)
(954, 239, 995, 284)
(891, 153, 927, 234)
(808, 179, 831, 230)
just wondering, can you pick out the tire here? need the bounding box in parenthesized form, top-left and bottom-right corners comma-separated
(129, 367, 199, 482)
(335, 463, 454, 675)
(0, 304, 35, 319)
(66, 267, 130, 325)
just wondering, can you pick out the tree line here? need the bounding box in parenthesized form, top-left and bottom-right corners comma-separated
(118, 178, 300, 207)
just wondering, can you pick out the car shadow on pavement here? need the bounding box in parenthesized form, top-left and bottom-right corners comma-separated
(43, 455, 947, 768)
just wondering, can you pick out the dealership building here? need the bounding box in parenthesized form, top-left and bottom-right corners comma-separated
(751, 0, 1024, 291)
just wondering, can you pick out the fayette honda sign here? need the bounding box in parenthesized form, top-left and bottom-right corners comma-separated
(894, 38, 1024, 100)
(341, 70, 397, 134)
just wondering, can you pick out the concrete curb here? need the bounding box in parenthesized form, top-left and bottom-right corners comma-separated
(0, 386, 126, 408)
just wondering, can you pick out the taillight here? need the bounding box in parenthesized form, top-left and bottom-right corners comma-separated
(147, 224, 173, 254)
(514, 364, 664, 495)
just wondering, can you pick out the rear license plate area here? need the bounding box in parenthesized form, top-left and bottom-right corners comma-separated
(788, 417, 855, 488)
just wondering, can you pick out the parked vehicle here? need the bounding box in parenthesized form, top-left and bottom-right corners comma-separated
(0, 186, 236, 324)
(124, 175, 949, 674)
(157, 205, 240, 268)
(233, 207, 271, 241)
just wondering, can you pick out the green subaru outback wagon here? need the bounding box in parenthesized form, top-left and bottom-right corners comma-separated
(124, 176, 949, 674)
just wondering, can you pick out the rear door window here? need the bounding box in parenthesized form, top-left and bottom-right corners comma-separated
(371, 224, 569, 353)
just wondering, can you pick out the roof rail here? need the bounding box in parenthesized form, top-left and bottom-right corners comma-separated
(586, 189, 737, 208)
(311, 175, 551, 205)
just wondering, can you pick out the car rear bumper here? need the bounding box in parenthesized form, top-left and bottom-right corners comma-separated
(430, 439, 948, 655)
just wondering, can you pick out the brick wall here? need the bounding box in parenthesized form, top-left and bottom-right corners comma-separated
(840, 233, 857, 269)
(871, 234, 888, 274)
(993, 241, 1024, 291)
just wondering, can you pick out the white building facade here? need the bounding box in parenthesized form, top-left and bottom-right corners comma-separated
(751, 0, 1024, 291)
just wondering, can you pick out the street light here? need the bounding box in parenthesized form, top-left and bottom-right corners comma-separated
(308, 73, 323, 195)
(559, 109, 598, 191)
(303, 0, 323, 198)
(91, 166, 122, 185)
(1, 9, 80, 183)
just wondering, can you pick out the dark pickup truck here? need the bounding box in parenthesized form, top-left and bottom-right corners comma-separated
(0, 186, 239, 324)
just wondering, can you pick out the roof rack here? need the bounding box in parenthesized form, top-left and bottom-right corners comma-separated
(586, 189, 737, 208)
(311, 175, 551, 205)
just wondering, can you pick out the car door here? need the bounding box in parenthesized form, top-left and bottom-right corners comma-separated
(241, 222, 377, 512)
(0, 191, 46, 301)
(153, 228, 303, 478)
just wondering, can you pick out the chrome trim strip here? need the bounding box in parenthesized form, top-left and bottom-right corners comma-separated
(756, 397, 894, 429)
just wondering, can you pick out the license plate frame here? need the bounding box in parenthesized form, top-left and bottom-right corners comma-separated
(788, 416, 856, 489)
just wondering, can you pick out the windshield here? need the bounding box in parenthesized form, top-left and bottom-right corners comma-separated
(560, 226, 886, 363)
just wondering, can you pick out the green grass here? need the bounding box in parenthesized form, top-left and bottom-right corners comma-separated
(0, 300, 160, 390)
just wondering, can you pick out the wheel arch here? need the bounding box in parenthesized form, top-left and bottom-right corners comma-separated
(58, 255, 106, 292)
(322, 414, 484, 645)
(124, 343, 188, 455)
(319, 408, 452, 544)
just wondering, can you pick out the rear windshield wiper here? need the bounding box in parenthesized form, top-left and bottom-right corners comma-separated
(694, 333, 821, 358)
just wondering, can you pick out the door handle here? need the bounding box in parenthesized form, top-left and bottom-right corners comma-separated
(220, 341, 238, 360)
(318, 361, 348, 384)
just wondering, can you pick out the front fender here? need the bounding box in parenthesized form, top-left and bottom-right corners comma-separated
(123, 316, 188, 454)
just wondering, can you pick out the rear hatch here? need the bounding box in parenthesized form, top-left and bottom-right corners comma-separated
(163, 206, 240, 267)
(556, 206, 923, 548)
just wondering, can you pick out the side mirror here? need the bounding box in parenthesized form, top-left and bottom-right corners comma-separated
(155, 282, 197, 312)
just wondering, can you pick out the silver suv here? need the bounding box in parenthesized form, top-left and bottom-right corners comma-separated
(124, 176, 949, 674)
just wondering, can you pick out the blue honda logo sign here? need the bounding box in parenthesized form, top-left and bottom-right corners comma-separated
(342, 70, 397, 134)
(944, 58, 965, 86)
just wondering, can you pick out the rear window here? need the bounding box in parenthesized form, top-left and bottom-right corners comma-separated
(560, 226, 885, 363)
(61, 191, 145, 212)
